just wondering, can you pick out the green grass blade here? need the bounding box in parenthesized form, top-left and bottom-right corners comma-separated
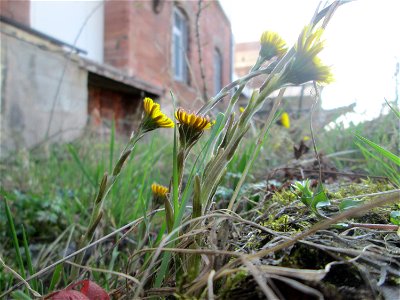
(355, 133, 400, 167)
(385, 98, 400, 119)
(4, 199, 26, 278)
(48, 263, 63, 292)
(357, 142, 392, 170)
(154, 252, 172, 287)
(199, 113, 225, 170)
(21, 225, 38, 291)
(11, 291, 32, 300)
(109, 119, 115, 173)
(357, 142, 400, 187)
(105, 248, 119, 290)
(67, 144, 97, 188)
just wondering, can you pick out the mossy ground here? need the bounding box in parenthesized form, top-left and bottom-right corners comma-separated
(211, 179, 399, 300)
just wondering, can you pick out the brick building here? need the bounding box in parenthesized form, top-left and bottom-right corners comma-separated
(0, 0, 232, 155)
(234, 41, 259, 78)
(104, 0, 232, 110)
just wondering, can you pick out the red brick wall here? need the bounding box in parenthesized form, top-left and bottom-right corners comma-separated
(104, 0, 232, 112)
(0, 0, 30, 25)
(88, 85, 141, 134)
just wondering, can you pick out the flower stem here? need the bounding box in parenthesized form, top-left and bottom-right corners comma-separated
(70, 130, 143, 279)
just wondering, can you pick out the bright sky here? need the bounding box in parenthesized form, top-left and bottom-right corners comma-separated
(220, 0, 400, 123)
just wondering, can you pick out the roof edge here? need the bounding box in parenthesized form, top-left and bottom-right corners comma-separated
(0, 15, 87, 54)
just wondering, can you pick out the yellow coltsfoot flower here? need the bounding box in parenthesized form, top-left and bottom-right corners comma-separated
(175, 108, 213, 131)
(280, 112, 290, 129)
(141, 97, 174, 132)
(281, 26, 333, 85)
(260, 31, 287, 60)
(151, 183, 172, 224)
(151, 183, 169, 198)
(175, 108, 213, 148)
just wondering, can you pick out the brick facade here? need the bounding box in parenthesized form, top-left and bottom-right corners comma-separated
(104, 0, 232, 111)
(234, 41, 259, 77)
(88, 85, 141, 133)
(1, 0, 232, 144)
(0, 0, 30, 26)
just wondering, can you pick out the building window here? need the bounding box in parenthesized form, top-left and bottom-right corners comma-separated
(172, 7, 189, 83)
(214, 49, 223, 95)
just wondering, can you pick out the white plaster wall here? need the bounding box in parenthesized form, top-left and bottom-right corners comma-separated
(30, 0, 104, 63)
(0, 25, 88, 156)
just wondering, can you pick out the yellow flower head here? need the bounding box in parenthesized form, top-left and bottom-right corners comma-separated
(239, 106, 245, 113)
(142, 97, 174, 132)
(175, 108, 213, 131)
(175, 108, 214, 148)
(259, 31, 287, 60)
(151, 183, 169, 198)
(281, 26, 333, 85)
(280, 112, 290, 129)
(151, 183, 169, 208)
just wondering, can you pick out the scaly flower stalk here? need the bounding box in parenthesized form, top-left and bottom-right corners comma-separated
(71, 98, 173, 279)
(170, 107, 213, 285)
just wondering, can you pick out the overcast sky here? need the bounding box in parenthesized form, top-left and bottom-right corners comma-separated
(220, 0, 400, 122)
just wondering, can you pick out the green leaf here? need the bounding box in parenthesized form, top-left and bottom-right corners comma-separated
(355, 133, 400, 167)
(11, 291, 32, 300)
(293, 181, 329, 217)
(48, 263, 63, 292)
(21, 225, 38, 291)
(109, 119, 115, 173)
(339, 199, 364, 211)
(389, 211, 400, 225)
(385, 98, 400, 119)
(293, 180, 313, 206)
(357, 142, 400, 187)
(311, 188, 330, 215)
(4, 199, 26, 278)
(331, 223, 350, 229)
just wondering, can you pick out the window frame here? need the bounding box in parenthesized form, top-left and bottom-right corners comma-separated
(213, 48, 223, 95)
(172, 7, 189, 83)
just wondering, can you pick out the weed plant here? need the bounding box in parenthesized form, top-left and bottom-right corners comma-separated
(320, 106, 399, 185)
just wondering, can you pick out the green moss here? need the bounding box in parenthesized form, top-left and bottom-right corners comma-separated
(218, 269, 248, 298)
(262, 214, 293, 232)
(269, 189, 297, 205)
(387, 275, 400, 286)
(328, 179, 395, 199)
(327, 179, 397, 223)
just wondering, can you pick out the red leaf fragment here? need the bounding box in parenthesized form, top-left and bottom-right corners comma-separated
(76, 280, 110, 300)
(45, 290, 90, 300)
(45, 280, 109, 300)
